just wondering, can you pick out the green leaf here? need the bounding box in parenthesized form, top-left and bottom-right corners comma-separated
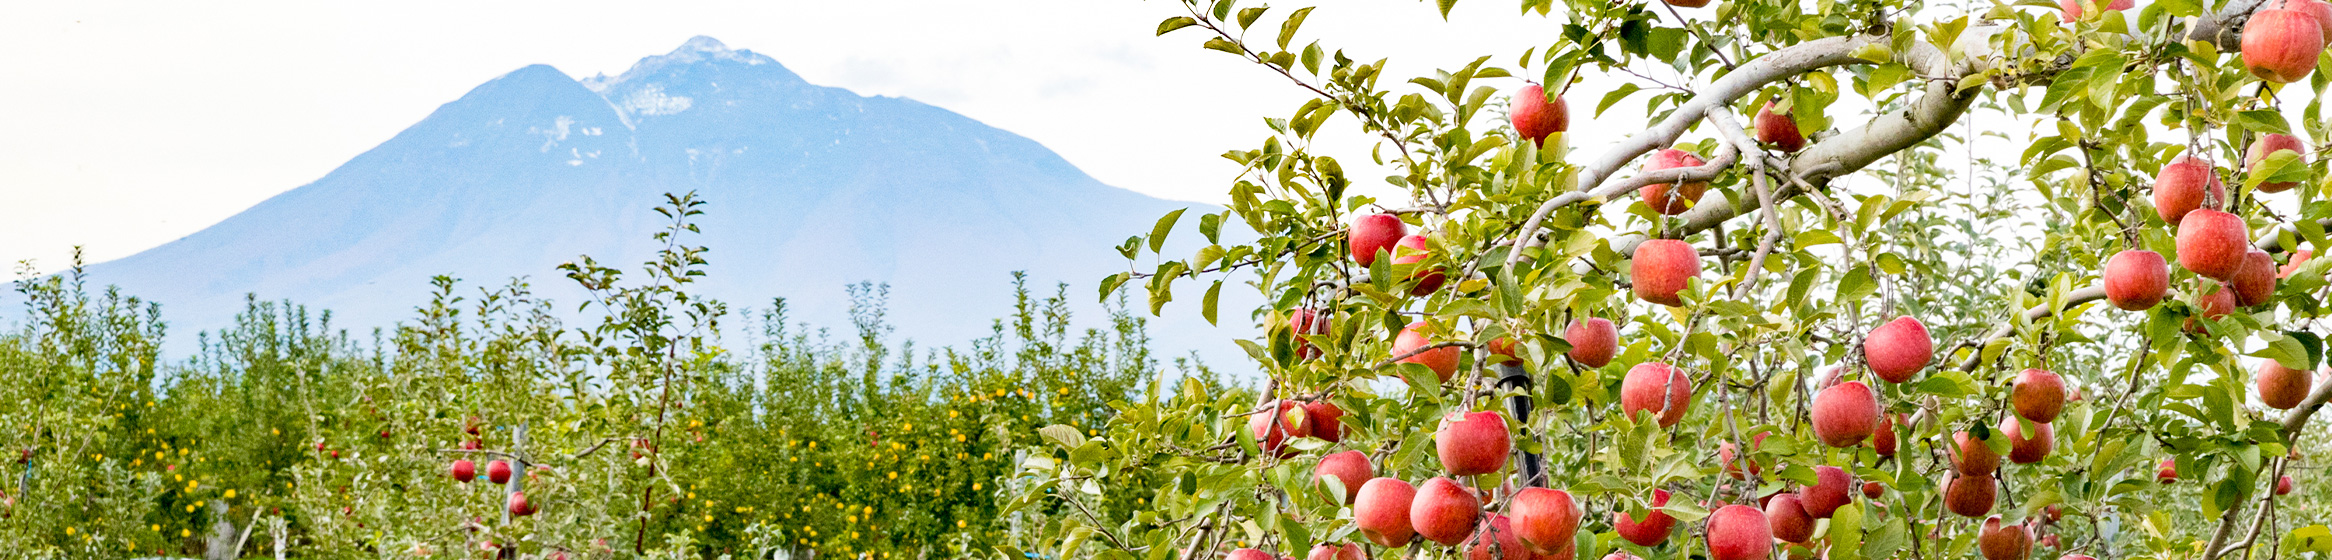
(1202, 280, 1223, 326)
(1149, 208, 1187, 253)
(1236, 6, 1267, 28)
(1202, 37, 1244, 55)
(1599, 83, 1644, 116)
(2238, 110, 2295, 135)
(1156, 17, 1199, 36)
(1039, 424, 1088, 451)
(1277, 7, 1313, 50)
(1436, 0, 1459, 19)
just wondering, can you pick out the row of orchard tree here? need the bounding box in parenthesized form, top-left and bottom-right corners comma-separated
(0, 193, 1203, 559)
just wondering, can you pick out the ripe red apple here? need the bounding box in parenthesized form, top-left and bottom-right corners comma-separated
(2259, 358, 2315, 409)
(1865, 316, 1933, 383)
(1250, 399, 1313, 458)
(2188, 281, 2241, 333)
(1394, 321, 1461, 383)
(1604, 554, 1641, 560)
(2283, 249, 2315, 278)
(1811, 381, 1880, 448)
(1511, 488, 1582, 555)
(2289, 0, 2332, 40)
(1414, 477, 1483, 546)
(1802, 466, 1852, 518)
(1765, 493, 1815, 543)
(1620, 362, 1693, 428)
(1632, 239, 1703, 307)
(2064, 556, 2099, 560)
(507, 491, 534, 517)
(1350, 214, 1408, 266)
(1565, 318, 1619, 368)
(2059, 0, 2135, 20)
(2179, 209, 2250, 280)
(1980, 517, 2033, 560)
(2244, 5, 2326, 83)
(2233, 249, 2278, 306)
(1642, 149, 1711, 215)
(1512, 84, 1570, 147)
(1354, 478, 1419, 547)
(2278, 475, 2296, 495)
(2158, 458, 2179, 482)
(487, 460, 513, 485)
(1228, 548, 1275, 560)
(1718, 432, 1770, 480)
(1438, 411, 1512, 476)
(1665, 0, 1710, 7)
(1874, 413, 1900, 457)
(2002, 418, 2054, 464)
(1316, 451, 1374, 504)
(2156, 156, 2227, 226)
(1755, 101, 1806, 153)
(1954, 431, 2001, 475)
(1394, 234, 1446, 296)
(2039, 534, 2060, 549)
(2248, 133, 2310, 193)
(2104, 250, 2172, 311)
(2012, 369, 2066, 423)
(1307, 543, 1366, 560)
(1289, 308, 1330, 360)
(1308, 401, 1346, 443)
(1862, 481, 1885, 499)
(1945, 473, 1998, 518)
(450, 460, 476, 483)
(1613, 489, 1677, 546)
(1466, 513, 1542, 560)
(1706, 504, 1773, 560)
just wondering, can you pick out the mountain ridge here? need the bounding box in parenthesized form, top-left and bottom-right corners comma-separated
(71, 36, 1245, 363)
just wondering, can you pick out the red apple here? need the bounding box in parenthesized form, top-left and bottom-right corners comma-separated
(1755, 101, 1806, 153)
(2059, 0, 2135, 20)
(1945, 473, 1998, 518)
(1802, 466, 1852, 518)
(1289, 308, 1330, 359)
(1438, 411, 1512, 476)
(1350, 214, 1407, 266)
(1642, 149, 1711, 215)
(1765, 493, 1815, 543)
(1865, 316, 1933, 383)
(507, 491, 534, 517)
(2283, 249, 2315, 278)
(2178, 209, 2249, 280)
(1707, 504, 1773, 560)
(1355, 478, 1419, 547)
(487, 460, 512, 485)
(1512, 84, 1570, 147)
(2013, 369, 2066, 423)
(1316, 451, 1374, 504)
(1466, 513, 1542, 560)
(450, 460, 476, 483)
(2259, 358, 2314, 409)
(1307, 543, 1366, 560)
(2233, 249, 2278, 306)
(1980, 517, 2033, 560)
(1511, 488, 1582, 555)
(1250, 400, 1312, 458)
(2158, 458, 2179, 482)
(1665, 0, 1710, 7)
(2188, 281, 2241, 333)
(1486, 336, 1525, 367)
(1620, 362, 1693, 428)
(2156, 156, 2227, 226)
(2290, 0, 2332, 40)
(1308, 400, 1346, 443)
(1394, 234, 1446, 296)
(1632, 239, 1703, 307)
(1414, 477, 1483, 546)
(2244, 5, 2326, 83)
(1719, 432, 1771, 480)
(2278, 475, 2297, 495)
(1811, 382, 1880, 448)
(2105, 250, 2172, 311)
(2002, 418, 2054, 464)
(1954, 431, 2001, 475)
(1394, 321, 1461, 383)
(2248, 133, 2310, 193)
(1228, 549, 1275, 560)
(1613, 489, 1677, 546)
(1565, 318, 1619, 368)
(1873, 413, 1900, 457)
(1862, 481, 1885, 499)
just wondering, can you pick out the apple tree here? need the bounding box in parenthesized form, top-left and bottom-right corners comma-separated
(1015, 0, 2332, 559)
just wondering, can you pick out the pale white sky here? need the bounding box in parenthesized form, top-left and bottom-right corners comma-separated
(0, 0, 1627, 270)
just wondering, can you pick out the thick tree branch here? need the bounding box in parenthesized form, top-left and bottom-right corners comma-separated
(2190, 0, 2273, 49)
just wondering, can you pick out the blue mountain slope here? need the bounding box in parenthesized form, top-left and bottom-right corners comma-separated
(78, 37, 1248, 363)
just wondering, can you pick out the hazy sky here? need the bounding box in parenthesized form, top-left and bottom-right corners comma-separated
(0, 0, 1622, 271)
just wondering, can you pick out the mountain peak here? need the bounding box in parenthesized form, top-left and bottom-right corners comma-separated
(581, 35, 795, 95)
(676, 35, 730, 53)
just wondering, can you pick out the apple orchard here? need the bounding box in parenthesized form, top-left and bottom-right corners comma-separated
(1014, 0, 2332, 559)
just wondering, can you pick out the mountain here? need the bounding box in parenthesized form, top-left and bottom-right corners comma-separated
(76, 36, 1246, 363)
